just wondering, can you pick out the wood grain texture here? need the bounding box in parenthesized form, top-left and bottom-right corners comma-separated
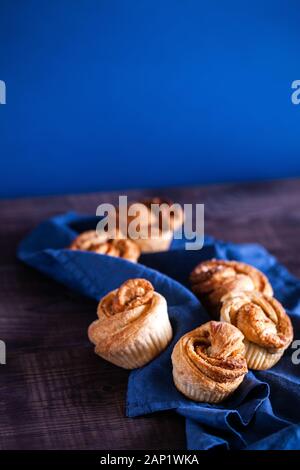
(0, 178, 299, 449)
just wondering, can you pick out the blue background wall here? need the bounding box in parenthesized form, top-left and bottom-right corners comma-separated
(1, 0, 300, 198)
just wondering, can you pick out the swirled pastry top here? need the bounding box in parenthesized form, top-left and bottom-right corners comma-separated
(221, 292, 293, 352)
(190, 259, 273, 305)
(101, 278, 154, 316)
(88, 279, 168, 355)
(172, 321, 247, 385)
(69, 230, 140, 262)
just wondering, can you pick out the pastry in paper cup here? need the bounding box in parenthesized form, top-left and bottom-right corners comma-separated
(220, 291, 293, 370)
(88, 279, 173, 369)
(171, 321, 248, 403)
(190, 259, 273, 317)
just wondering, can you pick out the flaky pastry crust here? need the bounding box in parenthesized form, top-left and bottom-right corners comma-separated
(190, 259, 273, 317)
(88, 278, 173, 369)
(172, 321, 248, 403)
(69, 230, 140, 262)
(221, 291, 293, 369)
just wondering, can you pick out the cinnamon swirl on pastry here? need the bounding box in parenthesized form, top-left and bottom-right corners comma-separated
(221, 291, 293, 370)
(172, 321, 248, 403)
(190, 259, 273, 317)
(88, 279, 173, 369)
(69, 230, 140, 262)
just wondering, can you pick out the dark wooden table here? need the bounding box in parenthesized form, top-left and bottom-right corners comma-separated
(1, 178, 300, 450)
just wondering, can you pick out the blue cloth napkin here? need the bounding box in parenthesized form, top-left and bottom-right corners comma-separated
(17, 212, 300, 450)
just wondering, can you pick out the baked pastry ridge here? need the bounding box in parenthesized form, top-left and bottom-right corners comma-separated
(171, 321, 248, 403)
(190, 259, 273, 316)
(69, 230, 140, 262)
(221, 291, 293, 370)
(88, 279, 173, 369)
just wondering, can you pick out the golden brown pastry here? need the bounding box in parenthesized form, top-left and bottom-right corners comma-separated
(69, 230, 140, 263)
(117, 197, 185, 253)
(220, 291, 293, 370)
(172, 321, 248, 403)
(190, 259, 273, 317)
(88, 279, 173, 369)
